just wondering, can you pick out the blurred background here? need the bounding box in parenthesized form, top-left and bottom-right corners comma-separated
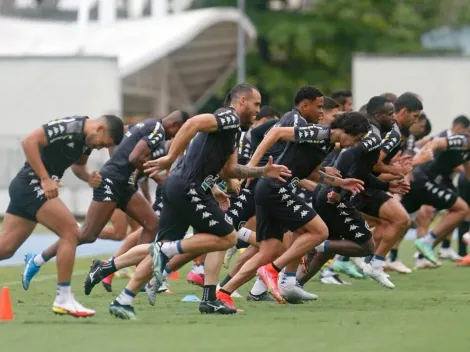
(1, 0, 470, 217)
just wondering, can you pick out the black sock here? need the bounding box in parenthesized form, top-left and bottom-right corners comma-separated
(418, 254, 425, 259)
(202, 285, 217, 301)
(365, 255, 373, 263)
(340, 256, 350, 262)
(219, 274, 232, 287)
(271, 263, 281, 272)
(390, 249, 398, 262)
(441, 239, 451, 249)
(219, 288, 232, 296)
(458, 221, 469, 257)
(101, 258, 117, 277)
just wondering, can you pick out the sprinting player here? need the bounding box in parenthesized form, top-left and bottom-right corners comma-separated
(22, 111, 188, 289)
(97, 83, 291, 318)
(331, 90, 353, 112)
(217, 111, 369, 308)
(297, 123, 410, 287)
(344, 94, 422, 287)
(0, 115, 123, 317)
(402, 125, 470, 265)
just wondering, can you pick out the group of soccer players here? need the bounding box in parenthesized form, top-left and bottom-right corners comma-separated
(2, 83, 470, 319)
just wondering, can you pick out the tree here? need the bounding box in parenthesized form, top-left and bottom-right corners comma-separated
(194, 0, 460, 113)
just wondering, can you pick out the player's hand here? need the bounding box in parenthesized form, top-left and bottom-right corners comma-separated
(41, 178, 61, 199)
(337, 178, 364, 194)
(324, 167, 342, 178)
(263, 156, 292, 183)
(144, 156, 173, 178)
(227, 179, 241, 196)
(413, 147, 434, 165)
(88, 171, 102, 189)
(213, 188, 230, 211)
(327, 191, 340, 204)
(388, 179, 410, 195)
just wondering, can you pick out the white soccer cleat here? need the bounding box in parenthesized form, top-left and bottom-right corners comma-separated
(280, 284, 318, 302)
(351, 257, 367, 272)
(414, 257, 440, 269)
(385, 260, 412, 274)
(319, 268, 350, 285)
(363, 264, 395, 289)
(231, 290, 242, 298)
(52, 296, 95, 318)
(438, 248, 462, 262)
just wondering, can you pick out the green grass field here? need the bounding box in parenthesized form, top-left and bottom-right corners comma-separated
(1, 241, 469, 351)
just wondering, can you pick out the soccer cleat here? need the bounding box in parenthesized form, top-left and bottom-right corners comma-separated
(231, 290, 242, 298)
(84, 259, 104, 296)
(350, 257, 368, 273)
(186, 271, 204, 287)
(158, 280, 170, 293)
(319, 268, 349, 285)
(385, 259, 412, 274)
(363, 264, 395, 289)
(415, 238, 440, 265)
(22, 252, 41, 290)
(114, 267, 133, 279)
(52, 297, 95, 318)
(223, 246, 238, 268)
(414, 253, 440, 269)
(332, 260, 364, 279)
(257, 265, 285, 304)
(149, 242, 168, 289)
(199, 299, 237, 314)
(216, 291, 236, 309)
(280, 283, 318, 303)
(247, 291, 275, 301)
(109, 300, 137, 320)
(102, 274, 114, 292)
(438, 248, 462, 262)
(456, 254, 470, 266)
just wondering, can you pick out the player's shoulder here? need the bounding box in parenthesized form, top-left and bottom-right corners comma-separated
(278, 109, 306, 127)
(214, 107, 239, 119)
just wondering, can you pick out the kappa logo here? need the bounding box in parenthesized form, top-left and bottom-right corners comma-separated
(225, 214, 233, 225)
(300, 210, 308, 218)
(235, 201, 243, 208)
(355, 232, 365, 239)
(344, 217, 353, 223)
(209, 220, 219, 227)
(202, 211, 212, 219)
(230, 209, 239, 216)
(188, 189, 197, 196)
(350, 224, 359, 231)
(293, 205, 301, 212)
(104, 197, 112, 201)
(196, 204, 207, 211)
(191, 196, 201, 203)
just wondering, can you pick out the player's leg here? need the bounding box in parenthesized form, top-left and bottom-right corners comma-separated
(0, 214, 36, 260)
(97, 209, 129, 241)
(123, 190, 159, 244)
(35, 198, 95, 317)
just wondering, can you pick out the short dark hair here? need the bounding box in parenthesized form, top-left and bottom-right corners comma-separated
(331, 90, 352, 105)
(178, 110, 190, 122)
(358, 104, 367, 114)
(330, 112, 369, 136)
(102, 115, 124, 145)
(394, 93, 423, 113)
(256, 106, 280, 121)
(323, 96, 340, 111)
(366, 96, 389, 115)
(424, 118, 432, 137)
(453, 115, 470, 128)
(225, 83, 259, 107)
(417, 113, 427, 122)
(294, 86, 323, 106)
(380, 92, 397, 103)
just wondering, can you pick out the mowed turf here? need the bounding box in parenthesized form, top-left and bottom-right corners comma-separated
(1, 241, 469, 352)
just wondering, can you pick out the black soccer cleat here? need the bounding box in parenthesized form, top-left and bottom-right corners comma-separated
(109, 300, 137, 320)
(102, 281, 112, 293)
(84, 259, 103, 296)
(199, 300, 237, 315)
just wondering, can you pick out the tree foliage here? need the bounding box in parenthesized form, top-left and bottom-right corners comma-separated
(194, 0, 465, 113)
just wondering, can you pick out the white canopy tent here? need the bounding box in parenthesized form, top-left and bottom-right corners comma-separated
(0, 7, 257, 116)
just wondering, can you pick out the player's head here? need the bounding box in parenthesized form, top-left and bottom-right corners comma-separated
(409, 113, 428, 137)
(294, 86, 324, 123)
(87, 115, 124, 149)
(330, 112, 369, 147)
(366, 96, 395, 130)
(320, 97, 340, 125)
(380, 92, 397, 104)
(226, 83, 261, 129)
(452, 115, 470, 134)
(394, 92, 423, 129)
(162, 110, 190, 138)
(252, 106, 280, 128)
(331, 90, 353, 112)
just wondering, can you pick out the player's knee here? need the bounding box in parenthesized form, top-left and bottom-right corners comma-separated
(222, 231, 238, 248)
(397, 213, 411, 231)
(453, 198, 469, 216)
(0, 243, 16, 260)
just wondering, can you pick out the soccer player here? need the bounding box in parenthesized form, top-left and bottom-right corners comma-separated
(331, 90, 353, 112)
(22, 111, 188, 289)
(103, 83, 291, 318)
(0, 115, 123, 316)
(216, 111, 369, 308)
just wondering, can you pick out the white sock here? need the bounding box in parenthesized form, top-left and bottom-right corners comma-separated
(116, 288, 136, 306)
(56, 283, 72, 300)
(423, 232, 437, 245)
(250, 278, 267, 295)
(279, 272, 296, 288)
(33, 253, 46, 266)
(161, 241, 182, 258)
(315, 242, 325, 253)
(191, 264, 205, 275)
(370, 255, 385, 270)
(237, 227, 251, 243)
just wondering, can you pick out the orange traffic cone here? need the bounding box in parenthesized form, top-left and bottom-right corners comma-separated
(0, 286, 13, 321)
(169, 270, 180, 280)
